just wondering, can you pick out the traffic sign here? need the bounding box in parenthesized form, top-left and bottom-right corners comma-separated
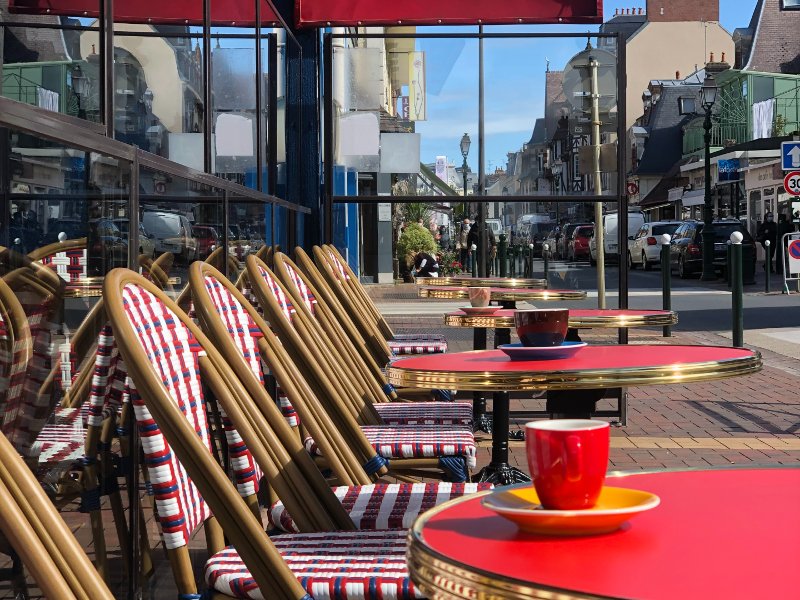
(787, 239, 800, 275)
(782, 141, 800, 170)
(784, 171, 800, 196)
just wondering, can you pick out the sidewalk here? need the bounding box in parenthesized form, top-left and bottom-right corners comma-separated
(377, 289, 800, 474)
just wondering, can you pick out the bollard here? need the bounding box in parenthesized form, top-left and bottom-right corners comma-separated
(528, 243, 534, 278)
(726, 240, 732, 288)
(731, 231, 744, 348)
(543, 243, 550, 282)
(471, 243, 478, 278)
(660, 234, 672, 337)
(497, 233, 508, 277)
(509, 245, 516, 278)
(764, 240, 771, 293)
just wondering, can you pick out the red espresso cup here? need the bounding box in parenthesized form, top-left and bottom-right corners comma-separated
(525, 420, 610, 510)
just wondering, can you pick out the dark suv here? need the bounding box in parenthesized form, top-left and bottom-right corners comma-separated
(669, 220, 756, 282)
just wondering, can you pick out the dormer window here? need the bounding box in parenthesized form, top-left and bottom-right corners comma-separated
(679, 97, 697, 115)
(781, 0, 799, 10)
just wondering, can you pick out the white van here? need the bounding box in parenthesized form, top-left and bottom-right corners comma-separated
(590, 210, 646, 265)
(142, 210, 198, 263)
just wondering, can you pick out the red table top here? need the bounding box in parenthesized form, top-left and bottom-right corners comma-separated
(391, 345, 755, 374)
(451, 309, 674, 318)
(416, 469, 800, 599)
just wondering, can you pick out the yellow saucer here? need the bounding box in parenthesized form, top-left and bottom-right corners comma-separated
(481, 485, 660, 536)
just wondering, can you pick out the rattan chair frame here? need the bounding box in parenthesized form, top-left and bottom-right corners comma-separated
(312, 245, 393, 365)
(0, 432, 114, 600)
(105, 269, 313, 600)
(247, 256, 462, 480)
(189, 261, 368, 501)
(323, 244, 394, 339)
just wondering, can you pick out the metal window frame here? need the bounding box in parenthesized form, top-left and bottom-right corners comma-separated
(322, 30, 628, 309)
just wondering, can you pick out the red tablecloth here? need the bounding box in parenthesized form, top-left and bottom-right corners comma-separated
(452, 309, 675, 318)
(392, 345, 755, 374)
(418, 469, 800, 599)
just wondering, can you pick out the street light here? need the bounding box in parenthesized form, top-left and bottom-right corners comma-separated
(551, 159, 563, 224)
(700, 74, 718, 281)
(460, 133, 471, 199)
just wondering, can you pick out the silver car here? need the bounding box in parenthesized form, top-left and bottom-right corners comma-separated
(628, 221, 681, 270)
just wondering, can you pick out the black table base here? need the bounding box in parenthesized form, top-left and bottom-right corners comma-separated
(473, 391, 532, 485)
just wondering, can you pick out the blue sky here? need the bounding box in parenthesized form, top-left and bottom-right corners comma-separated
(415, 0, 759, 174)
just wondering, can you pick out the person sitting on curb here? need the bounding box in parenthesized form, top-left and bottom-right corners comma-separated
(413, 251, 440, 278)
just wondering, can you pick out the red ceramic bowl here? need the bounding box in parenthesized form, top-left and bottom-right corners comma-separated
(514, 309, 569, 347)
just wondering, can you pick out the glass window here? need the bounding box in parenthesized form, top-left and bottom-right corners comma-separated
(652, 224, 680, 236)
(679, 97, 696, 115)
(782, 0, 800, 10)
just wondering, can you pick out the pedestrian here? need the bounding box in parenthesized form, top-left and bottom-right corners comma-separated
(439, 225, 451, 250)
(467, 218, 497, 275)
(776, 213, 793, 275)
(413, 250, 439, 278)
(757, 212, 778, 273)
(457, 218, 471, 269)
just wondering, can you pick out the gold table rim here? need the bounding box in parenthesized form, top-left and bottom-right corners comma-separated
(419, 287, 587, 301)
(408, 466, 792, 600)
(444, 311, 679, 330)
(387, 348, 762, 391)
(416, 276, 547, 289)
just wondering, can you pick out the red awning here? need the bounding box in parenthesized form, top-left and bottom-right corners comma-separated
(295, 0, 604, 27)
(8, 0, 281, 26)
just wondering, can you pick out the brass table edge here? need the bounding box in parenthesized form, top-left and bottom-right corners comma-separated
(417, 277, 548, 289)
(444, 313, 680, 329)
(387, 351, 763, 391)
(420, 288, 587, 301)
(408, 491, 608, 600)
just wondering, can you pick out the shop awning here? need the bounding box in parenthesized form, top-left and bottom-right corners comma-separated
(681, 190, 706, 207)
(296, 0, 604, 27)
(8, 0, 281, 26)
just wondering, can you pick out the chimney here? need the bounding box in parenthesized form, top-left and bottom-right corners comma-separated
(710, 52, 714, 62)
(721, 52, 726, 62)
(676, 70, 680, 79)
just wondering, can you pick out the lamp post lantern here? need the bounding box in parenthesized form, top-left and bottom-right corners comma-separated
(700, 75, 718, 281)
(460, 133, 471, 199)
(551, 159, 563, 224)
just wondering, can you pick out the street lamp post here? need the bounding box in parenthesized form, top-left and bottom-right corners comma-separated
(700, 75, 718, 281)
(460, 133, 471, 201)
(551, 159, 563, 224)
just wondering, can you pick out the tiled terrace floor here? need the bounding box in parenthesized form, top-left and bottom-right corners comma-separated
(0, 305, 797, 599)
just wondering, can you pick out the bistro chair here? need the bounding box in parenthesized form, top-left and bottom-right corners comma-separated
(317, 244, 448, 356)
(246, 256, 477, 482)
(189, 263, 491, 533)
(28, 237, 88, 284)
(104, 269, 425, 599)
(274, 250, 471, 426)
(0, 431, 115, 600)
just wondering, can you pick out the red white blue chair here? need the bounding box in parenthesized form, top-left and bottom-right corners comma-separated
(105, 268, 429, 599)
(244, 257, 477, 483)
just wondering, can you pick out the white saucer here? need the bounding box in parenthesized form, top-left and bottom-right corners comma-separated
(499, 341, 587, 360)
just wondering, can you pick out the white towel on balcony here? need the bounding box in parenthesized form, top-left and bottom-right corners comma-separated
(752, 99, 774, 139)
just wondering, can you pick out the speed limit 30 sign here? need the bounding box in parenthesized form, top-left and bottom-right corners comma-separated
(784, 170, 800, 196)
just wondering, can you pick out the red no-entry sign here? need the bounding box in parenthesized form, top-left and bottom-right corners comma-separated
(784, 171, 800, 196)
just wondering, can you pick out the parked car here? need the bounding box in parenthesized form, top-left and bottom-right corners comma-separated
(628, 221, 681, 270)
(192, 225, 220, 260)
(558, 223, 591, 259)
(520, 222, 556, 257)
(568, 224, 594, 262)
(114, 218, 156, 258)
(590, 210, 647, 265)
(669, 219, 756, 281)
(142, 210, 198, 263)
(87, 218, 128, 274)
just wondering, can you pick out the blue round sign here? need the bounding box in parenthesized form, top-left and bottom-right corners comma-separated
(789, 240, 800, 260)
